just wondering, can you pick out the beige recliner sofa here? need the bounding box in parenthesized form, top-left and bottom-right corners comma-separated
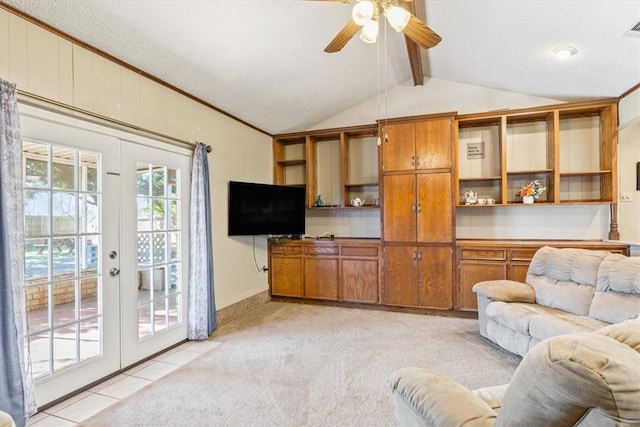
(0, 410, 15, 427)
(472, 246, 640, 356)
(388, 322, 640, 427)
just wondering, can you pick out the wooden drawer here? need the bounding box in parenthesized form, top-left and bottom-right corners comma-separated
(270, 244, 302, 254)
(305, 245, 339, 255)
(341, 246, 379, 257)
(510, 248, 538, 261)
(459, 248, 506, 261)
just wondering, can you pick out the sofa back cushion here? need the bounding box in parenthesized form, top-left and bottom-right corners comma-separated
(588, 254, 640, 323)
(526, 246, 610, 316)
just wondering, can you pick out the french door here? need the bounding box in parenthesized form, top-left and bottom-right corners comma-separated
(120, 141, 191, 367)
(20, 107, 191, 406)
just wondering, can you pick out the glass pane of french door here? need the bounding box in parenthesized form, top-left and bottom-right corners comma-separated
(136, 163, 182, 338)
(19, 110, 120, 406)
(120, 142, 190, 367)
(23, 142, 102, 378)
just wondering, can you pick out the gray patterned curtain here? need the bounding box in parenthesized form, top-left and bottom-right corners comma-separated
(187, 142, 216, 339)
(0, 80, 36, 426)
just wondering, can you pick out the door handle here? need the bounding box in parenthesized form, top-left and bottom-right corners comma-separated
(109, 267, 120, 277)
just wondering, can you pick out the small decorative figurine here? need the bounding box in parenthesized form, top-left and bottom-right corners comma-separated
(314, 195, 325, 207)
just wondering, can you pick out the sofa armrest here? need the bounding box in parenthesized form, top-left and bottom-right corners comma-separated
(0, 410, 15, 427)
(387, 367, 496, 427)
(473, 280, 536, 303)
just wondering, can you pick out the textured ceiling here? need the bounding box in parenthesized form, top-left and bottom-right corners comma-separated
(3, 0, 640, 135)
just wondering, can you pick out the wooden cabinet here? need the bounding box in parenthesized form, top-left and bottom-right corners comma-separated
(380, 114, 456, 310)
(341, 244, 380, 303)
(383, 173, 452, 243)
(381, 118, 452, 172)
(456, 240, 630, 312)
(270, 244, 304, 297)
(304, 245, 339, 300)
(269, 239, 380, 303)
(383, 245, 453, 309)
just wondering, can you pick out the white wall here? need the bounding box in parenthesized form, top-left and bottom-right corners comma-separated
(0, 8, 273, 309)
(311, 77, 563, 130)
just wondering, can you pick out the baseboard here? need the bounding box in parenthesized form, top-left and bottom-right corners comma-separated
(216, 290, 271, 325)
(270, 296, 479, 319)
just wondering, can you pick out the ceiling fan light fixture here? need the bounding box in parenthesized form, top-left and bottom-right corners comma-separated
(352, 1, 375, 26)
(359, 18, 379, 43)
(553, 46, 577, 59)
(385, 6, 410, 32)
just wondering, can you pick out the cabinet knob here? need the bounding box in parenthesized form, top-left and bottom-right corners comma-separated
(415, 155, 419, 168)
(411, 204, 416, 213)
(417, 203, 422, 213)
(410, 155, 415, 167)
(418, 251, 422, 261)
(412, 251, 417, 260)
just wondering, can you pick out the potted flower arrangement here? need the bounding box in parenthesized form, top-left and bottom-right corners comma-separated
(518, 180, 545, 204)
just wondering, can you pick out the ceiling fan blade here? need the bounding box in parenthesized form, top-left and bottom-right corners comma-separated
(403, 15, 442, 50)
(324, 19, 361, 53)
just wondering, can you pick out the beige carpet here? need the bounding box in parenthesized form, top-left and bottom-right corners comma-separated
(82, 302, 521, 426)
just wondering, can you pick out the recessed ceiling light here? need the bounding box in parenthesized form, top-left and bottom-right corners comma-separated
(553, 46, 577, 59)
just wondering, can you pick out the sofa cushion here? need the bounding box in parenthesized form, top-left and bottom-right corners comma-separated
(595, 321, 640, 352)
(485, 302, 552, 335)
(526, 275, 595, 316)
(472, 384, 508, 412)
(588, 291, 640, 324)
(526, 247, 609, 316)
(528, 311, 607, 341)
(486, 302, 605, 346)
(388, 368, 496, 427)
(485, 302, 592, 335)
(589, 254, 640, 323)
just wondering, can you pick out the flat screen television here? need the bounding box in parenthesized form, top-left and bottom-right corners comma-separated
(228, 181, 306, 236)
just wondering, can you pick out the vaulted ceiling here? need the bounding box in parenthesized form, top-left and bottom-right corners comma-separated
(3, 0, 640, 135)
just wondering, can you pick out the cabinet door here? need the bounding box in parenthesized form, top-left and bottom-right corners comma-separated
(509, 262, 530, 283)
(416, 173, 453, 243)
(415, 119, 452, 170)
(271, 256, 304, 297)
(383, 175, 416, 242)
(417, 246, 453, 309)
(383, 246, 418, 306)
(305, 257, 339, 300)
(459, 262, 506, 311)
(341, 258, 379, 303)
(382, 123, 415, 172)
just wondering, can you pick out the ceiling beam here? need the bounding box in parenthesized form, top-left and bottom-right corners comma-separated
(401, 0, 424, 86)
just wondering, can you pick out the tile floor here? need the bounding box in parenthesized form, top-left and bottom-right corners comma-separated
(27, 339, 221, 426)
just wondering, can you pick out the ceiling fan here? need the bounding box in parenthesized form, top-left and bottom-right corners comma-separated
(320, 0, 441, 53)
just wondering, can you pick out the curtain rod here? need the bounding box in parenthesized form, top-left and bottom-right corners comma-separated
(16, 89, 212, 153)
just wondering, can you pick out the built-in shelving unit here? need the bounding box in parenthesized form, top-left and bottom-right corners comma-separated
(273, 124, 379, 209)
(456, 100, 618, 207)
(270, 99, 623, 314)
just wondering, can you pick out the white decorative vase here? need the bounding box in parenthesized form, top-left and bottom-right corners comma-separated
(522, 195, 534, 204)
